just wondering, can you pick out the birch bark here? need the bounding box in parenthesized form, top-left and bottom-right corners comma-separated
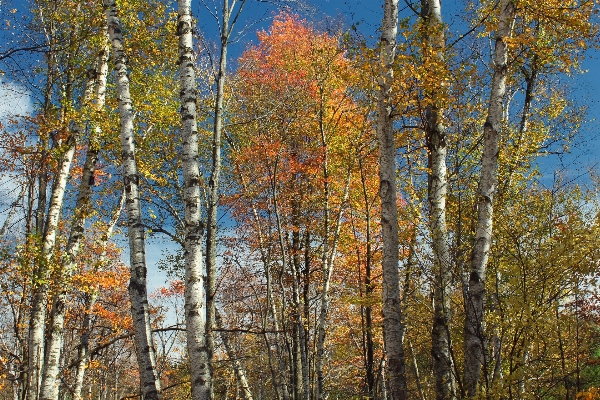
(463, 0, 516, 395)
(104, 1, 162, 398)
(27, 137, 76, 400)
(420, 0, 455, 398)
(44, 36, 110, 400)
(176, 1, 211, 399)
(38, 146, 98, 400)
(377, 0, 407, 398)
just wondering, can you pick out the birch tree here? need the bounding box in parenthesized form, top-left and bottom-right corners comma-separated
(377, 0, 407, 398)
(463, 0, 516, 395)
(38, 22, 111, 398)
(27, 137, 76, 400)
(420, 0, 455, 398)
(177, 1, 211, 399)
(104, 0, 162, 398)
(38, 146, 98, 400)
(205, 3, 248, 394)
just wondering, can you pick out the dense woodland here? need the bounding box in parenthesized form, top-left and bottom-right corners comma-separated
(1, 0, 600, 399)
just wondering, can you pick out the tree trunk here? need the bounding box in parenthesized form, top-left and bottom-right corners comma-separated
(39, 145, 98, 400)
(421, 0, 455, 398)
(463, 0, 516, 395)
(104, 1, 162, 398)
(216, 311, 253, 400)
(315, 171, 350, 400)
(377, 0, 407, 398)
(27, 137, 76, 400)
(177, 2, 211, 399)
(71, 38, 112, 400)
(291, 227, 306, 400)
(0, 186, 25, 238)
(205, 0, 237, 395)
(357, 158, 375, 398)
(72, 292, 97, 400)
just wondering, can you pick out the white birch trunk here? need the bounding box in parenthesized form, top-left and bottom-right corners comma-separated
(60, 40, 110, 400)
(421, 0, 455, 398)
(104, 1, 162, 398)
(27, 138, 76, 400)
(377, 0, 407, 398)
(39, 146, 98, 400)
(463, 0, 516, 395)
(176, 1, 211, 399)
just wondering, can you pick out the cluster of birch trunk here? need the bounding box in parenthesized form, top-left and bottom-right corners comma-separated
(1, 0, 599, 399)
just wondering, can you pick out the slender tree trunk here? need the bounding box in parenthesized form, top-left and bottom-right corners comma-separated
(377, 0, 407, 398)
(356, 158, 375, 398)
(27, 137, 76, 400)
(315, 172, 350, 400)
(314, 102, 331, 400)
(271, 162, 292, 400)
(216, 311, 253, 400)
(71, 38, 112, 400)
(177, 2, 211, 399)
(39, 145, 98, 400)
(463, 0, 516, 395)
(72, 292, 97, 400)
(72, 192, 122, 400)
(291, 227, 305, 400)
(501, 62, 537, 195)
(104, 1, 162, 398)
(420, 0, 455, 398)
(34, 41, 56, 238)
(409, 340, 426, 400)
(205, 1, 233, 394)
(0, 186, 25, 238)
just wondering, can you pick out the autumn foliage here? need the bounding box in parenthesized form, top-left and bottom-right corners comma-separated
(0, 0, 600, 399)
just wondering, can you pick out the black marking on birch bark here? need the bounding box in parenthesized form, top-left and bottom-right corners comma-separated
(469, 271, 483, 283)
(177, 22, 192, 36)
(129, 279, 146, 293)
(379, 180, 390, 198)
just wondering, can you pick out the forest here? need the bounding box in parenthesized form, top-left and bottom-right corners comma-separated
(0, 0, 599, 399)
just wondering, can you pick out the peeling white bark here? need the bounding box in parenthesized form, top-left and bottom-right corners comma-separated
(104, 1, 162, 398)
(421, 0, 455, 398)
(463, 0, 516, 395)
(39, 146, 98, 400)
(41, 37, 111, 400)
(27, 138, 76, 400)
(377, 0, 407, 398)
(176, 1, 211, 399)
